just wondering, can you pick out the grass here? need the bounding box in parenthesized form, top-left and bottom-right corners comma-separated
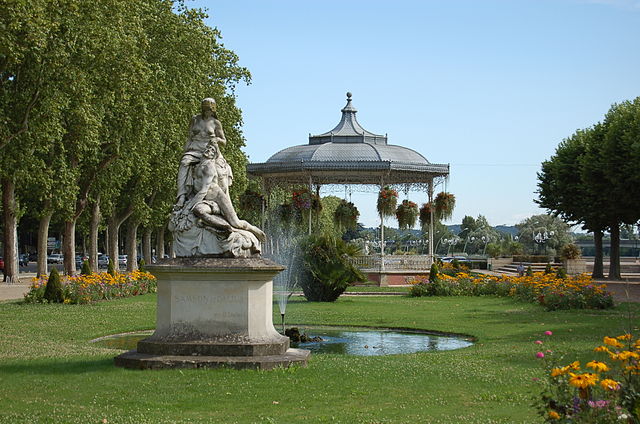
(0, 294, 638, 423)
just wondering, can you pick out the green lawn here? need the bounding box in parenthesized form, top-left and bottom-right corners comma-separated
(0, 294, 637, 423)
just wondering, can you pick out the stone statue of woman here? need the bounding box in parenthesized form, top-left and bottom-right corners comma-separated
(169, 98, 264, 257)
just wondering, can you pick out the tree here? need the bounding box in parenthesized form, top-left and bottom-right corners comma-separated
(515, 214, 573, 257)
(537, 126, 608, 277)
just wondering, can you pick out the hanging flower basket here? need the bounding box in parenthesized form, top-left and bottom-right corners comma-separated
(334, 200, 359, 230)
(239, 190, 264, 214)
(292, 189, 322, 212)
(395, 200, 418, 230)
(377, 186, 398, 217)
(419, 202, 435, 229)
(276, 203, 297, 225)
(435, 192, 455, 220)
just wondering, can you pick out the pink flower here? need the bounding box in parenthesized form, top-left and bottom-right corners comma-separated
(535, 340, 543, 345)
(536, 352, 545, 358)
(546, 349, 553, 353)
(544, 331, 553, 336)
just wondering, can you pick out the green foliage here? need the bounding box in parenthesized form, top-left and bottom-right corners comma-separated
(376, 186, 398, 217)
(43, 268, 63, 303)
(434, 192, 456, 221)
(560, 243, 582, 260)
(138, 259, 146, 272)
(516, 214, 573, 256)
(526, 266, 534, 277)
(80, 260, 91, 276)
(395, 199, 418, 230)
(297, 235, 365, 302)
(544, 263, 553, 275)
(429, 262, 439, 283)
(556, 267, 567, 279)
(107, 259, 116, 277)
(334, 199, 359, 232)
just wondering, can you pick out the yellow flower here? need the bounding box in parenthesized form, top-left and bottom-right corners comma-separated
(551, 368, 566, 377)
(594, 345, 611, 354)
(617, 351, 640, 361)
(548, 410, 560, 420)
(617, 333, 632, 341)
(586, 360, 610, 372)
(568, 372, 598, 389)
(600, 378, 620, 391)
(604, 336, 624, 348)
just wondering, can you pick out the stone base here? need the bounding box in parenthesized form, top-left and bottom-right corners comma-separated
(114, 348, 310, 370)
(113, 257, 310, 371)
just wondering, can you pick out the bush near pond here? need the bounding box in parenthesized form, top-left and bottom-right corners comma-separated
(409, 266, 613, 311)
(535, 331, 640, 423)
(24, 270, 157, 304)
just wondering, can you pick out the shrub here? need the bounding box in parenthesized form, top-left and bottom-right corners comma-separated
(526, 266, 534, 277)
(544, 263, 553, 275)
(43, 268, 64, 303)
(429, 262, 439, 282)
(556, 267, 567, 279)
(80, 260, 91, 275)
(108, 259, 116, 276)
(560, 243, 582, 260)
(138, 258, 146, 272)
(297, 235, 365, 302)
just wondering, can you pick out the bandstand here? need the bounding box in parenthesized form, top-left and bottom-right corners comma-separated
(247, 93, 450, 282)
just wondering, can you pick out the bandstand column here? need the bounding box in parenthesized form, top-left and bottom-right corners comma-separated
(428, 180, 434, 265)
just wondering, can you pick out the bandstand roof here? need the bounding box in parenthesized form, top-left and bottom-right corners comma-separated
(246, 93, 449, 187)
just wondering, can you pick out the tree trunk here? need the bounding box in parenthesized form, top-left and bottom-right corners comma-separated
(2, 178, 18, 282)
(592, 229, 604, 279)
(89, 197, 101, 273)
(608, 224, 621, 280)
(37, 207, 52, 278)
(125, 218, 139, 272)
(106, 207, 134, 271)
(156, 225, 165, 261)
(62, 219, 76, 275)
(142, 227, 152, 265)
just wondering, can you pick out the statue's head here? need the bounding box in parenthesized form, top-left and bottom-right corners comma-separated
(201, 98, 217, 115)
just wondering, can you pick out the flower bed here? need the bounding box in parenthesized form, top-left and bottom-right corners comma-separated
(534, 331, 640, 422)
(409, 268, 613, 310)
(24, 270, 157, 304)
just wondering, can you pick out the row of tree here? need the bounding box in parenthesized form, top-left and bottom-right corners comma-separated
(537, 97, 640, 279)
(1, 1, 250, 279)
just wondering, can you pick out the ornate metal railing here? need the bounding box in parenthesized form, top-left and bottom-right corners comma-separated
(348, 255, 432, 271)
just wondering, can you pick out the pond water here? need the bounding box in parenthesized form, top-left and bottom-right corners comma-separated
(92, 327, 473, 356)
(289, 326, 473, 356)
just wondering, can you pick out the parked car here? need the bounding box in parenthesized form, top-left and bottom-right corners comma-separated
(0, 257, 4, 271)
(118, 255, 128, 267)
(19, 254, 29, 267)
(98, 254, 110, 268)
(28, 252, 38, 262)
(47, 253, 64, 264)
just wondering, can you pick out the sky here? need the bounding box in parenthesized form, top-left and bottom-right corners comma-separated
(192, 0, 640, 228)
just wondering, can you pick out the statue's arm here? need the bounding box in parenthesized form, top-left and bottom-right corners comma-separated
(215, 119, 226, 147)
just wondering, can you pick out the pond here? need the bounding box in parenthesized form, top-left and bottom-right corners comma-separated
(92, 326, 473, 356)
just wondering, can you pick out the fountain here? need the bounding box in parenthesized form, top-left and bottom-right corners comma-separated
(268, 221, 303, 334)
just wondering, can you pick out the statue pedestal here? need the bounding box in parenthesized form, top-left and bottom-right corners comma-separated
(114, 257, 310, 370)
